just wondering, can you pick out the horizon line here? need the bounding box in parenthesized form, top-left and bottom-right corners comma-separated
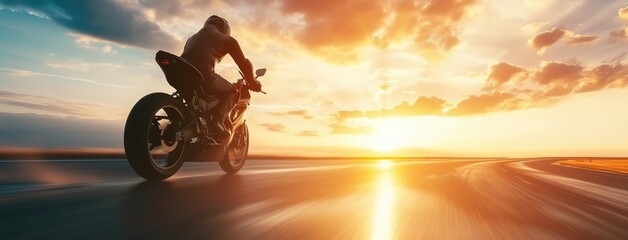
(0, 148, 626, 160)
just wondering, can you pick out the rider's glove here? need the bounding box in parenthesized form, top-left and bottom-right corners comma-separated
(249, 80, 262, 92)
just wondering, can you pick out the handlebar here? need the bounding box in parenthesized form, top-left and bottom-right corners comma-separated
(236, 78, 266, 94)
(237, 69, 266, 94)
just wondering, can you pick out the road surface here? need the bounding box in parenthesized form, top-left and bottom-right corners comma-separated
(1, 158, 627, 239)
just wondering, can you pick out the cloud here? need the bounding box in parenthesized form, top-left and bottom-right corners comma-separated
(0, 90, 119, 119)
(619, 6, 628, 21)
(376, 0, 478, 61)
(446, 92, 520, 116)
(332, 91, 523, 122)
(0, 67, 138, 89)
(0, 0, 180, 50)
(298, 131, 322, 137)
(108, 0, 478, 62)
(335, 96, 448, 122)
(68, 33, 117, 53)
(102, 45, 114, 54)
(275, 0, 386, 62)
(529, 28, 599, 53)
(45, 60, 91, 71)
(0, 112, 123, 148)
(485, 62, 528, 89)
(497, 58, 626, 100)
(225, 0, 479, 62)
(332, 55, 627, 122)
(577, 60, 628, 92)
(529, 28, 566, 52)
(522, 21, 549, 35)
(608, 27, 627, 43)
(329, 124, 372, 135)
(70, 32, 111, 48)
(534, 62, 584, 85)
(259, 123, 288, 132)
(272, 110, 313, 119)
(566, 34, 599, 44)
(138, 0, 187, 19)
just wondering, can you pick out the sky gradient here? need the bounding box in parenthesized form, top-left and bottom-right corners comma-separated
(0, 0, 627, 157)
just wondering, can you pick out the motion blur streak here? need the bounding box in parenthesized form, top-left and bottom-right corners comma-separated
(1, 158, 627, 239)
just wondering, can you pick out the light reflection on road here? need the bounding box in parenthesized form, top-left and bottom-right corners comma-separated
(372, 160, 396, 240)
(2, 159, 627, 239)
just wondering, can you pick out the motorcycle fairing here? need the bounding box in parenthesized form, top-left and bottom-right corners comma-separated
(187, 99, 249, 162)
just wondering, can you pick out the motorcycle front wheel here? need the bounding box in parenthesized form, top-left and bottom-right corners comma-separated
(124, 93, 189, 181)
(219, 123, 249, 174)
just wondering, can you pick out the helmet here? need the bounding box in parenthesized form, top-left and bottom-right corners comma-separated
(205, 15, 230, 36)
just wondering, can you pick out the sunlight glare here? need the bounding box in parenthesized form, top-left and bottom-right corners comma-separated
(372, 172, 395, 240)
(369, 118, 410, 152)
(378, 160, 391, 169)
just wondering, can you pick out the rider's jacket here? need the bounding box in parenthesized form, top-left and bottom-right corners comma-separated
(181, 25, 230, 77)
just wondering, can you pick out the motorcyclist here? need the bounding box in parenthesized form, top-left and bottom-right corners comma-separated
(181, 15, 261, 138)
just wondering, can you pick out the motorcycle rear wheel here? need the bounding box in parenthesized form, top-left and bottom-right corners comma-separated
(124, 93, 188, 181)
(219, 123, 249, 174)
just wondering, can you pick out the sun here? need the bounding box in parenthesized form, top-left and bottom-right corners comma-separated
(369, 118, 411, 152)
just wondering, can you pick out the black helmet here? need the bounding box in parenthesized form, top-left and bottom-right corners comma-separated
(205, 15, 230, 36)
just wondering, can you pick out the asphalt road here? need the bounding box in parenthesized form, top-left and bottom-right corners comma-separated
(1, 158, 627, 239)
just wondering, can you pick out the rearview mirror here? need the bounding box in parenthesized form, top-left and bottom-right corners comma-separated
(255, 68, 267, 77)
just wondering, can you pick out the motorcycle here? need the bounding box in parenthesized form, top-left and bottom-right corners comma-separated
(124, 50, 266, 181)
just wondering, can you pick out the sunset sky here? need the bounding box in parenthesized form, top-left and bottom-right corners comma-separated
(0, 0, 627, 157)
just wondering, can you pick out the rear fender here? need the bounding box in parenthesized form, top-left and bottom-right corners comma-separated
(156, 50, 204, 103)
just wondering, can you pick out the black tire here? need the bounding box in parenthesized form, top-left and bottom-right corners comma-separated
(124, 93, 189, 181)
(219, 123, 249, 174)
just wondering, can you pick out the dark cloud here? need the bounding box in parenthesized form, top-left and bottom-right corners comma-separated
(0, 0, 179, 50)
(0, 112, 123, 148)
(259, 123, 288, 132)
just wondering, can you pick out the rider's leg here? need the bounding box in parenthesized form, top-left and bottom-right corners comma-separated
(208, 74, 237, 137)
(217, 92, 236, 124)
